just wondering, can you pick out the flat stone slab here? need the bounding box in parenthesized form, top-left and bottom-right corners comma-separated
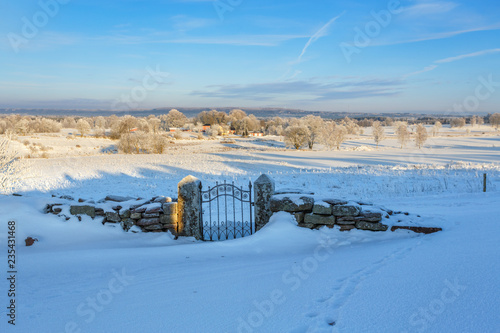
(105, 195, 135, 202)
(336, 218, 356, 225)
(274, 188, 314, 195)
(136, 218, 161, 226)
(70, 205, 95, 218)
(270, 195, 314, 212)
(332, 204, 362, 217)
(391, 226, 442, 234)
(144, 224, 163, 231)
(355, 221, 388, 231)
(304, 213, 336, 225)
(323, 199, 348, 206)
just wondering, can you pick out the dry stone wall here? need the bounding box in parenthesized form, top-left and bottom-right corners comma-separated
(45, 195, 179, 235)
(270, 194, 390, 232)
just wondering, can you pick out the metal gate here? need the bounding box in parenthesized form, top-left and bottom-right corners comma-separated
(199, 180, 254, 241)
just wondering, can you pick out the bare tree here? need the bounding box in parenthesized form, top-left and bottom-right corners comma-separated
(372, 121, 385, 148)
(432, 121, 442, 136)
(284, 125, 310, 150)
(395, 122, 410, 149)
(76, 119, 91, 137)
(415, 124, 428, 149)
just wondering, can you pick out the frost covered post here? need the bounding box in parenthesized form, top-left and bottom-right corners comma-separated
(254, 174, 275, 231)
(178, 175, 202, 239)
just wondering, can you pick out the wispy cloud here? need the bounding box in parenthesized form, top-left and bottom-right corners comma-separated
(191, 77, 403, 101)
(373, 24, 500, 47)
(400, 1, 458, 16)
(404, 48, 500, 78)
(435, 48, 500, 63)
(295, 11, 345, 64)
(92, 33, 307, 46)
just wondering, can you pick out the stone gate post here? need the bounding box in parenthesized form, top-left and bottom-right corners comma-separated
(178, 175, 202, 239)
(254, 174, 275, 231)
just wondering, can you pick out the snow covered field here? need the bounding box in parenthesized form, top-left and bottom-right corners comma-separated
(1, 129, 500, 332)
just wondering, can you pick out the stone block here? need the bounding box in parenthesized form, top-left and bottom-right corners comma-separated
(120, 209, 130, 219)
(144, 224, 163, 231)
(160, 214, 178, 225)
(312, 202, 332, 215)
(304, 213, 335, 225)
(355, 221, 388, 231)
(120, 219, 134, 232)
(105, 195, 134, 202)
(130, 212, 142, 219)
(323, 198, 348, 206)
(136, 218, 161, 226)
(142, 212, 160, 218)
(331, 204, 362, 217)
(355, 211, 383, 222)
(162, 202, 178, 215)
(270, 195, 314, 212)
(70, 205, 95, 218)
(339, 225, 356, 232)
(105, 212, 121, 222)
(294, 212, 305, 224)
(336, 218, 356, 225)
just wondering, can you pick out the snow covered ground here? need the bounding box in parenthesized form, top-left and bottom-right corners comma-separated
(1, 129, 499, 332)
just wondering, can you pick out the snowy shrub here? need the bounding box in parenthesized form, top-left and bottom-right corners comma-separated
(149, 134, 168, 154)
(284, 125, 310, 150)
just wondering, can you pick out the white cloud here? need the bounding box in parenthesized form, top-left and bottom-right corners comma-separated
(435, 48, 500, 63)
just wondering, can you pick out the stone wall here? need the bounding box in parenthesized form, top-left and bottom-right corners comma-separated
(270, 194, 390, 232)
(45, 195, 179, 235)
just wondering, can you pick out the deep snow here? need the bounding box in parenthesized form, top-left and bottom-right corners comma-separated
(1, 132, 499, 332)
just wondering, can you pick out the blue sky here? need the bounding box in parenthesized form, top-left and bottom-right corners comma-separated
(1, 0, 499, 113)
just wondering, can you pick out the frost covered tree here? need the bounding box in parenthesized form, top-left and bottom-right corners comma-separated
(76, 119, 91, 137)
(0, 137, 24, 194)
(432, 121, 442, 136)
(110, 116, 137, 139)
(302, 115, 324, 149)
(415, 124, 428, 149)
(148, 117, 161, 134)
(371, 121, 385, 148)
(284, 125, 310, 150)
(450, 118, 466, 128)
(322, 123, 347, 150)
(166, 109, 188, 128)
(490, 113, 500, 128)
(395, 122, 410, 149)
